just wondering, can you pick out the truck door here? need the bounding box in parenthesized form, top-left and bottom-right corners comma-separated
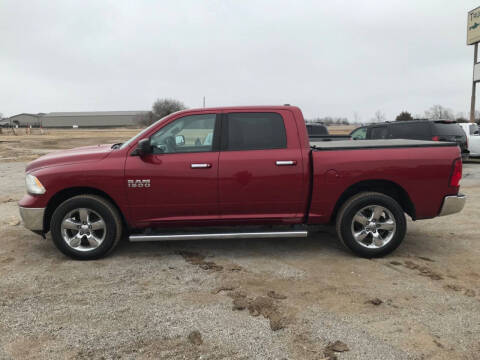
(218, 111, 305, 222)
(124, 112, 220, 226)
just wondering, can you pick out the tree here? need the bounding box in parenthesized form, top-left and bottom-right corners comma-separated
(306, 116, 349, 125)
(372, 110, 386, 123)
(135, 98, 187, 126)
(134, 112, 155, 127)
(395, 111, 413, 121)
(424, 105, 454, 120)
(152, 98, 186, 120)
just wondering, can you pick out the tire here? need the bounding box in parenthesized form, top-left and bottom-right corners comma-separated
(50, 195, 122, 260)
(336, 192, 406, 258)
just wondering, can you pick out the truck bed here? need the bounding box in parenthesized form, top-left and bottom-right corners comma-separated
(310, 139, 458, 150)
(307, 139, 461, 224)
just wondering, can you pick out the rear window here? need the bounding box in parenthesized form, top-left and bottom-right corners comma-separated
(306, 124, 328, 135)
(222, 112, 287, 151)
(432, 123, 465, 136)
(388, 122, 430, 140)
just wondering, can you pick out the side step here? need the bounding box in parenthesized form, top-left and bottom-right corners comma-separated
(129, 230, 308, 242)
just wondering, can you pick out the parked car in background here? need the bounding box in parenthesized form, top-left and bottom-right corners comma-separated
(306, 123, 351, 141)
(349, 120, 469, 160)
(458, 122, 480, 158)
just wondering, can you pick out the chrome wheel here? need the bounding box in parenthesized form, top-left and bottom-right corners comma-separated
(350, 205, 396, 249)
(60, 208, 106, 252)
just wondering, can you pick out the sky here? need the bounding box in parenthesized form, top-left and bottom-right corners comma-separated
(1, 0, 479, 121)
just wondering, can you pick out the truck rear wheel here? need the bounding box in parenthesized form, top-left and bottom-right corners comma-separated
(50, 195, 122, 260)
(336, 192, 406, 257)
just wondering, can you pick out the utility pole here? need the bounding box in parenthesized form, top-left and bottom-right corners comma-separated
(467, 6, 480, 123)
(470, 43, 478, 123)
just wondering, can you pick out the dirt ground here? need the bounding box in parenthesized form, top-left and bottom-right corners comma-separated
(0, 129, 479, 360)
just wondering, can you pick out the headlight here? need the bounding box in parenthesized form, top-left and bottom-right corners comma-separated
(25, 174, 46, 195)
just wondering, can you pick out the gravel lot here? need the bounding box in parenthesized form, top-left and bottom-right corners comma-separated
(0, 135, 479, 359)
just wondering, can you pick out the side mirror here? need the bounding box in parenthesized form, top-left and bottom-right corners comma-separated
(175, 135, 185, 146)
(134, 138, 152, 156)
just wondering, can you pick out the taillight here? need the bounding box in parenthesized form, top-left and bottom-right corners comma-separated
(432, 136, 440, 141)
(449, 158, 462, 187)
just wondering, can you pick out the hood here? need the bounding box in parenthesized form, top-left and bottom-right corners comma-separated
(26, 144, 114, 172)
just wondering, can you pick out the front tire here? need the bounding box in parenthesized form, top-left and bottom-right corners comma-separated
(336, 192, 406, 258)
(50, 195, 122, 260)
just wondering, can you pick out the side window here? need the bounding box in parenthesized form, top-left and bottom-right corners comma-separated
(222, 112, 287, 151)
(389, 122, 430, 140)
(370, 126, 388, 139)
(150, 114, 216, 154)
(351, 127, 367, 140)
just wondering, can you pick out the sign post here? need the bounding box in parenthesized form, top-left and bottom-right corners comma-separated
(468, 6, 480, 123)
(470, 43, 478, 123)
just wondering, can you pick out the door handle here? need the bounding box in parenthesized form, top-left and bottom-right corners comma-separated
(191, 163, 212, 168)
(276, 160, 296, 166)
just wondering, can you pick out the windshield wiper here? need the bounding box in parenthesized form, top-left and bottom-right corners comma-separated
(111, 143, 123, 149)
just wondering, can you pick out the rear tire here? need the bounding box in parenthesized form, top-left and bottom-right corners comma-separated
(336, 192, 406, 258)
(50, 195, 122, 260)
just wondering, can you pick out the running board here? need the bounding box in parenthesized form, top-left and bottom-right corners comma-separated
(129, 230, 308, 242)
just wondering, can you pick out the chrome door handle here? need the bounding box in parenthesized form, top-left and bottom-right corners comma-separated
(276, 160, 296, 166)
(191, 163, 212, 168)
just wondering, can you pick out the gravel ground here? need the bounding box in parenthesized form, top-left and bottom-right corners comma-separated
(0, 159, 479, 360)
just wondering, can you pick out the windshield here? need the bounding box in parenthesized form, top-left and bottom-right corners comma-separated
(119, 116, 170, 150)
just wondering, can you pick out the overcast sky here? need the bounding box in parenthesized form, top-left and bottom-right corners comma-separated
(1, 1, 479, 121)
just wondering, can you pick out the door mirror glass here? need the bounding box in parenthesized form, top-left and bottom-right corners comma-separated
(175, 135, 185, 146)
(135, 138, 153, 156)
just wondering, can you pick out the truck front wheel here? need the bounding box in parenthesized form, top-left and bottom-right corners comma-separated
(336, 192, 406, 257)
(50, 195, 122, 260)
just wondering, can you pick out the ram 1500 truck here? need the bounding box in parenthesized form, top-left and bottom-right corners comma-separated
(19, 106, 466, 260)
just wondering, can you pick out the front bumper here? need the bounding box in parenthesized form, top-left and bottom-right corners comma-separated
(19, 206, 45, 231)
(438, 194, 466, 217)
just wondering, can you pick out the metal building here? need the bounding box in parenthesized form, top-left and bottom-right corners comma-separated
(6, 111, 148, 128)
(41, 111, 147, 128)
(8, 113, 43, 127)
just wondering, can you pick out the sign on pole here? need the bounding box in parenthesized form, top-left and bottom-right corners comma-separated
(474, 63, 480, 82)
(468, 6, 480, 45)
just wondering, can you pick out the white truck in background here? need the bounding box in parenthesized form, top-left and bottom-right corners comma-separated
(458, 123, 480, 158)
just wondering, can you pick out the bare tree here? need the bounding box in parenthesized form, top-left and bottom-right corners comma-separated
(134, 112, 155, 127)
(152, 98, 186, 120)
(424, 105, 454, 120)
(372, 110, 386, 123)
(353, 111, 361, 123)
(307, 116, 349, 125)
(135, 98, 187, 127)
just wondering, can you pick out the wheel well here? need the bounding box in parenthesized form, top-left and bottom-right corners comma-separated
(43, 187, 126, 233)
(331, 180, 416, 222)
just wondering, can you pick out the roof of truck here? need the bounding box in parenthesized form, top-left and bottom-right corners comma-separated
(311, 139, 458, 150)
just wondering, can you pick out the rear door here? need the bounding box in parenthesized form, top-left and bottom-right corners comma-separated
(218, 110, 305, 222)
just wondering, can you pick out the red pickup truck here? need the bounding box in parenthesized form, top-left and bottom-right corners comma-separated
(19, 106, 466, 260)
